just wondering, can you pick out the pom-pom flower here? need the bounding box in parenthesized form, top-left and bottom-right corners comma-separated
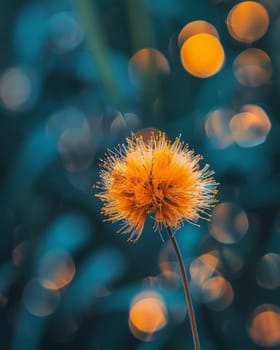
(96, 132, 218, 242)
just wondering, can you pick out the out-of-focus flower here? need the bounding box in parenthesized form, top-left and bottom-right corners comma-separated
(96, 132, 217, 241)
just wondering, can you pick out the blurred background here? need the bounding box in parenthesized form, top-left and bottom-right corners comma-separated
(1, 0, 280, 349)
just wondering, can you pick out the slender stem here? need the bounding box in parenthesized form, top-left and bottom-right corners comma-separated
(166, 226, 201, 350)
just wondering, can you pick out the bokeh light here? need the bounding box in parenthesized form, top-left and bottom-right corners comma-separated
(0, 67, 38, 111)
(110, 112, 141, 135)
(22, 278, 60, 317)
(209, 202, 249, 244)
(227, 1, 269, 43)
(233, 48, 272, 87)
(46, 107, 87, 142)
(256, 253, 280, 289)
(134, 127, 162, 143)
(178, 20, 219, 48)
(0, 294, 8, 306)
(47, 11, 84, 53)
(12, 240, 32, 266)
(128, 48, 170, 84)
(38, 249, 76, 290)
(230, 105, 271, 147)
(205, 108, 234, 149)
(129, 292, 167, 341)
(190, 253, 234, 310)
(158, 242, 180, 289)
(190, 252, 219, 301)
(46, 107, 96, 172)
(202, 276, 234, 311)
(222, 247, 244, 274)
(190, 252, 219, 285)
(58, 122, 95, 172)
(248, 304, 280, 347)
(1, 0, 280, 348)
(180, 33, 225, 78)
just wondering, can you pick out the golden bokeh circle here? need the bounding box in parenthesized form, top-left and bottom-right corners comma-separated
(248, 304, 280, 347)
(233, 48, 272, 87)
(209, 202, 249, 244)
(178, 20, 219, 47)
(205, 108, 234, 149)
(230, 105, 271, 147)
(203, 276, 234, 310)
(227, 1, 269, 43)
(180, 33, 225, 78)
(128, 48, 170, 84)
(129, 292, 167, 341)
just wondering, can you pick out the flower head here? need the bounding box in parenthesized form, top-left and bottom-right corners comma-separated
(96, 132, 218, 242)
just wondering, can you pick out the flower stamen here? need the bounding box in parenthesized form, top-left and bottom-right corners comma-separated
(95, 131, 218, 242)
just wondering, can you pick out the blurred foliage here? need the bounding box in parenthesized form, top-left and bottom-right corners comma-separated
(1, 0, 280, 349)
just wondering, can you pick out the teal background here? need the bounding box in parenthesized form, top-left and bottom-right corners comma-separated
(0, 0, 280, 349)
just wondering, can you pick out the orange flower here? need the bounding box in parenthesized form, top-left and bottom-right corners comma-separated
(96, 132, 218, 242)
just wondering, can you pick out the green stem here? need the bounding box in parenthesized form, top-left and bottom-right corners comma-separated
(166, 226, 201, 350)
